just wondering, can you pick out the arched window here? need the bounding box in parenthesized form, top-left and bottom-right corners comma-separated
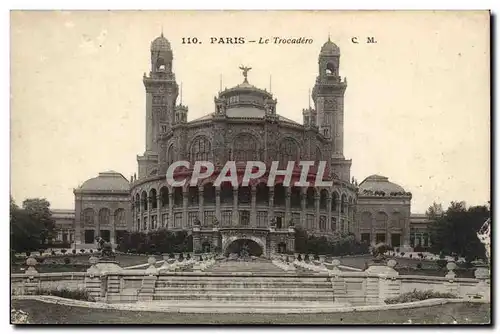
(167, 144, 174, 166)
(190, 136, 211, 162)
(238, 186, 251, 204)
(173, 187, 183, 207)
(290, 186, 301, 209)
(160, 187, 169, 207)
(188, 186, 199, 206)
(141, 191, 148, 210)
(149, 188, 157, 209)
(114, 208, 126, 227)
(220, 182, 233, 205)
(83, 208, 95, 225)
(326, 62, 336, 75)
(98, 208, 110, 226)
(274, 184, 285, 206)
(320, 189, 328, 210)
(203, 183, 215, 204)
(341, 194, 347, 214)
(135, 194, 140, 212)
(306, 187, 315, 209)
(256, 183, 269, 205)
(278, 138, 298, 167)
(331, 192, 339, 211)
(375, 212, 388, 229)
(233, 133, 259, 161)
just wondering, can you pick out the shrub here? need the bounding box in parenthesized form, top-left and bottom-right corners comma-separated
(26, 251, 31, 257)
(72, 249, 76, 254)
(63, 257, 71, 264)
(39, 250, 44, 256)
(60, 249, 67, 254)
(89, 250, 93, 253)
(416, 263, 422, 269)
(385, 289, 458, 304)
(33, 288, 95, 302)
(409, 254, 413, 258)
(51, 251, 56, 256)
(436, 259, 447, 269)
(400, 252, 405, 256)
(80, 249, 85, 253)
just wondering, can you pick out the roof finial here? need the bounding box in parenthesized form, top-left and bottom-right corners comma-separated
(269, 75, 272, 93)
(328, 31, 331, 42)
(180, 82, 183, 104)
(161, 25, 164, 37)
(239, 65, 252, 83)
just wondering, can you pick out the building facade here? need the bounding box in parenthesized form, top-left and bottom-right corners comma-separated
(63, 33, 429, 253)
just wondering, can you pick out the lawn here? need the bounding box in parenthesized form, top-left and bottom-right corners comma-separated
(11, 300, 490, 324)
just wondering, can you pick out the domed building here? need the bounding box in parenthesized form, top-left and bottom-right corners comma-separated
(73, 171, 131, 246)
(356, 175, 412, 248)
(70, 33, 416, 253)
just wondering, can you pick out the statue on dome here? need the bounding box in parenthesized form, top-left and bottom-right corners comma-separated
(239, 65, 252, 83)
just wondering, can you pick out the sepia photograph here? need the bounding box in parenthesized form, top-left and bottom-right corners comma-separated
(9, 10, 491, 325)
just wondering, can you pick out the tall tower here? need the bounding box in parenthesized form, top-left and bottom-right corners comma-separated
(142, 33, 179, 154)
(312, 37, 351, 181)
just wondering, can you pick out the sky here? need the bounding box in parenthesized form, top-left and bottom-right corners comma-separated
(10, 10, 490, 213)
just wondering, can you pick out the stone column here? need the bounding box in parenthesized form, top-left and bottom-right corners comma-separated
(110, 212, 116, 245)
(251, 186, 257, 227)
(232, 187, 239, 226)
(326, 194, 332, 232)
(371, 213, 376, 245)
(182, 189, 188, 229)
(95, 209, 100, 240)
(140, 198, 144, 231)
(300, 189, 306, 227)
(285, 187, 291, 225)
(336, 197, 341, 232)
(74, 198, 82, 245)
(198, 187, 204, 226)
(268, 187, 275, 222)
(314, 193, 320, 232)
(156, 195, 161, 230)
(168, 192, 173, 229)
(215, 187, 221, 222)
(403, 216, 411, 247)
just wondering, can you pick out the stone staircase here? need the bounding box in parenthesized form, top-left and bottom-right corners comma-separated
(153, 275, 336, 303)
(150, 258, 338, 304)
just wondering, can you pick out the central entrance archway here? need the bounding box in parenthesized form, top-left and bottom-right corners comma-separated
(225, 238, 263, 257)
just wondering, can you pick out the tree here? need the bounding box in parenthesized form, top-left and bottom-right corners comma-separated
(10, 197, 42, 252)
(425, 202, 444, 220)
(428, 201, 490, 260)
(22, 198, 55, 244)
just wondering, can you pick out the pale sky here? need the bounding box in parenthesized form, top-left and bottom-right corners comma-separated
(10, 10, 490, 213)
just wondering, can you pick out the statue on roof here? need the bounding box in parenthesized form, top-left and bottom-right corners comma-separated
(239, 65, 252, 83)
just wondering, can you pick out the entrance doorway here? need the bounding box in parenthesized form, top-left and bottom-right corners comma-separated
(225, 239, 263, 257)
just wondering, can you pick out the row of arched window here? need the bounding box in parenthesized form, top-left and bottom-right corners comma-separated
(133, 183, 355, 213)
(166, 135, 325, 166)
(360, 211, 406, 229)
(82, 208, 126, 226)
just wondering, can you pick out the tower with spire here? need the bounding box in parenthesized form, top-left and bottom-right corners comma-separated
(138, 32, 181, 178)
(312, 37, 351, 181)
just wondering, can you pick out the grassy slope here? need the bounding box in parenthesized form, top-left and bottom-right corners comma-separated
(11, 300, 490, 325)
